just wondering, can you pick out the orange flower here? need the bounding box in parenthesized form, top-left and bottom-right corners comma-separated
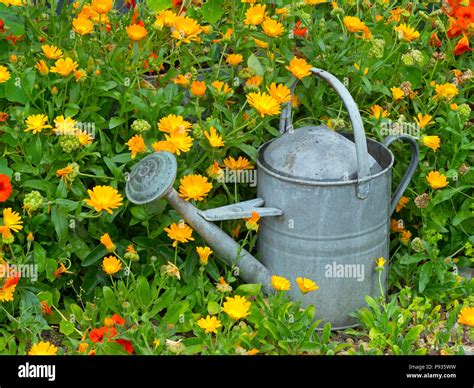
(92, 0, 113, 14)
(426, 171, 448, 189)
(164, 222, 194, 247)
(178, 174, 213, 201)
(226, 53, 243, 66)
(126, 134, 146, 159)
(286, 57, 312, 79)
(190, 80, 206, 96)
(245, 211, 260, 232)
(100, 232, 115, 252)
(262, 18, 284, 37)
(126, 24, 148, 41)
(454, 36, 471, 55)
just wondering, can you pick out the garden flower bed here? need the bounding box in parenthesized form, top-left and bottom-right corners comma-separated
(0, 0, 472, 356)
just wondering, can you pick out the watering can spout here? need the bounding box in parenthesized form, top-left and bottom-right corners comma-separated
(125, 152, 274, 294)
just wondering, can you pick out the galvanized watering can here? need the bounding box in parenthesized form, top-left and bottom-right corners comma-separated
(126, 68, 419, 329)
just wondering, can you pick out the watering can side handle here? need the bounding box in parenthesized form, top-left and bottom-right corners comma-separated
(280, 67, 371, 199)
(383, 135, 419, 216)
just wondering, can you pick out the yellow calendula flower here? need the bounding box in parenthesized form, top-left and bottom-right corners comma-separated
(190, 80, 206, 97)
(154, 9, 177, 29)
(73, 17, 94, 35)
(170, 15, 202, 45)
(394, 23, 420, 41)
(222, 295, 251, 320)
(271, 275, 291, 291)
(414, 113, 434, 129)
(296, 277, 319, 294)
(245, 211, 260, 232)
(91, 0, 112, 14)
(35, 59, 49, 76)
(211, 80, 232, 94)
(423, 135, 440, 151)
(50, 57, 79, 77)
(102, 256, 122, 275)
(178, 174, 213, 201)
(164, 222, 194, 247)
(244, 4, 266, 26)
(247, 92, 281, 117)
(0, 208, 23, 241)
(426, 171, 448, 189)
(226, 53, 243, 66)
(434, 83, 459, 101)
(0, 65, 11, 83)
(173, 74, 191, 87)
(126, 24, 148, 41)
(286, 57, 312, 79)
(391, 87, 404, 100)
(196, 246, 212, 266)
(375, 257, 386, 268)
(204, 126, 225, 148)
(0, 283, 17, 302)
(207, 160, 223, 180)
(262, 17, 284, 37)
(254, 38, 269, 48)
(100, 232, 115, 252)
(343, 16, 372, 39)
(84, 185, 124, 214)
(223, 156, 254, 171)
(28, 341, 58, 356)
(126, 134, 146, 159)
(267, 83, 291, 103)
(53, 115, 77, 135)
(158, 114, 191, 134)
(24, 114, 52, 134)
(305, 0, 327, 4)
(41, 44, 63, 60)
(166, 132, 194, 155)
(395, 196, 410, 212)
(75, 129, 93, 145)
(458, 307, 474, 327)
(370, 105, 389, 119)
(197, 315, 221, 334)
(246, 75, 263, 87)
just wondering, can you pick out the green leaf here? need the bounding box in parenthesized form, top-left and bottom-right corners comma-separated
(247, 53, 264, 76)
(163, 300, 189, 324)
(82, 245, 108, 266)
(200, 0, 224, 24)
(109, 117, 127, 129)
(235, 283, 261, 296)
(59, 320, 75, 336)
(404, 325, 423, 345)
(51, 205, 69, 243)
(418, 262, 432, 293)
(33, 242, 47, 273)
(146, 0, 171, 12)
(103, 286, 119, 312)
(207, 301, 221, 315)
(322, 322, 331, 343)
(136, 276, 152, 307)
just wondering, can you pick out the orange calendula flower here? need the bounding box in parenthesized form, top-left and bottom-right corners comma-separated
(370, 105, 389, 119)
(286, 57, 312, 79)
(24, 114, 52, 134)
(458, 307, 474, 327)
(166, 132, 194, 155)
(204, 126, 224, 148)
(50, 57, 79, 77)
(244, 4, 266, 26)
(245, 211, 260, 232)
(434, 83, 459, 100)
(28, 341, 58, 355)
(158, 114, 191, 134)
(394, 23, 420, 41)
(271, 275, 291, 291)
(190, 80, 206, 96)
(343, 16, 372, 39)
(296, 277, 319, 294)
(40, 300, 53, 315)
(267, 83, 291, 103)
(423, 136, 441, 151)
(391, 87, 404, 100)
(126, 134, 146, 159)
(178, 174, 213, 201)
(262, 17, 284, 37)
(92, 0, 112, 14)
(395, 196, 410, 213)
(226, 53, 243, 66)
(246, 75, 263, 87)
(170, 15, 202, 45)
(0, 66, 10, 83)
(173, 74, 191, 87)
(196, 246, 212, 266)
(426, 171, 448, 189)
(35, 59, 49, 75)
(53, 115, 77, 135)
(154, 9, 177, 29)
(247, 92, 281, 117)
(207, 160, 223, 179)
(53, 262, 68, 278)
(222, 295, 251, 320)
(164, 222, 194, 247)
(84, 185, 124, 214)
(73, 17, 94, 35)
(73, 69, 86, 82)
(400, 229, 412, 243)
(414, 113, 434, 129)
(100, 232, 115, 252)
(0, 208, 23, 242)
(126, 24, 148, 41)
(102, 256, 122, 275)
(210, 80, 232, 94)
(41, 44, 63, 59)
(223, 156, 254, 170)
(197, 315, 221, 333)
(254, 38, 269, 48)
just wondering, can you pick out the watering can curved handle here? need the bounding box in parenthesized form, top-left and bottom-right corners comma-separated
(280, 67, 371, 199)
(383, 135, 419, 216)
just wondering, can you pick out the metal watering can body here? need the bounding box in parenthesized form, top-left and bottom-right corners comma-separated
(126, 68, 419, 330)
